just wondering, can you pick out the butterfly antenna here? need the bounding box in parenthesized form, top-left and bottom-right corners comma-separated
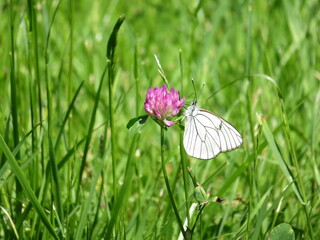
(191, 78, 197, 101)
(198, 82, 206, 100)
(184, 93, 195, 107)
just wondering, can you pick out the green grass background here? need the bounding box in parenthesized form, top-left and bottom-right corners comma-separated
(0, 0, 319, 239)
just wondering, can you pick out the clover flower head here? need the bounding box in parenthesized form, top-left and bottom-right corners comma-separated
(144, 85, 186, 127)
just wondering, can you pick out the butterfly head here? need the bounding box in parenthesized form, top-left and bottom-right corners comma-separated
(185, 101, 199, 117)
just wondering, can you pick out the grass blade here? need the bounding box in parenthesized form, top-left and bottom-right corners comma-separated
(0, 134, 59, 240)
(54, 81, 84, 150)
(93, 134, 139, 239)
(48, 134, 64, 225)
(107, 15, 125, 195)
(0, 123, 41, 188)
(0, 205, 19, 239)
(10, 0, 22, 218)
(75, 154, 105, 240)
(78, 65, 107, 191)
(257, 114, 304, 203)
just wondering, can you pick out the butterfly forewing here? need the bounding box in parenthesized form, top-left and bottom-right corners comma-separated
(183, 103, 242, 159)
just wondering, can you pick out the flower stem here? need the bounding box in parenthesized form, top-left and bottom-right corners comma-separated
(160, 127, 186, 239)
(180, 129, 190, 223)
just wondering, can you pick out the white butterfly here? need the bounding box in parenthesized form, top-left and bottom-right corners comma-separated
(183, 101, 242, 159)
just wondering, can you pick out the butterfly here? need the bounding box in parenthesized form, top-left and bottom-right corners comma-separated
(183, 101, 242, 159)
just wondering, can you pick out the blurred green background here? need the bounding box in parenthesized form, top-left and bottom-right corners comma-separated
(0, 0, 319, 239)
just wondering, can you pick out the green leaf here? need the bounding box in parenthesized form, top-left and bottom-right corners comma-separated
(187, 167, 198, 187)
(194, 184, 210, 205)
(126, 115, 148, 138)
(270, 223, 295, 240)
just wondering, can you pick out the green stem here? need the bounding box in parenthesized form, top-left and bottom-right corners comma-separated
(179, 49, 189, 224)
(108, 58, 117, 196)
(160, 127, 186, 239)
(278, 94, 314, 239)
(68, 0, 74, 145)
(106, 15, 125, 197)
(245, 1, 254, 239)
(191, 205, 205, 235)
(10, 0, 22, 218)
(134, 43, 140, 115)
(180, 130, 190, 224)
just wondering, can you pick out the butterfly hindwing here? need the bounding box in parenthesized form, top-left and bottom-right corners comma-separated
(183, 102, 242, 159)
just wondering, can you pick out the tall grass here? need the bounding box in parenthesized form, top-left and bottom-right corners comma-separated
(0, 0, 319, 239)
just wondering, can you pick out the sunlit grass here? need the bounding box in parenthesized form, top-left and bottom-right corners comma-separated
(0, 0, 319, 239)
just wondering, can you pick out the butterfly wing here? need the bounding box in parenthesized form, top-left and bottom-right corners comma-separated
(184, 106, 242, 159)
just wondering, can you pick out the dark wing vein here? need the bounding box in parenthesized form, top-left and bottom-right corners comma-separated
(184, 109, 242, 159)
